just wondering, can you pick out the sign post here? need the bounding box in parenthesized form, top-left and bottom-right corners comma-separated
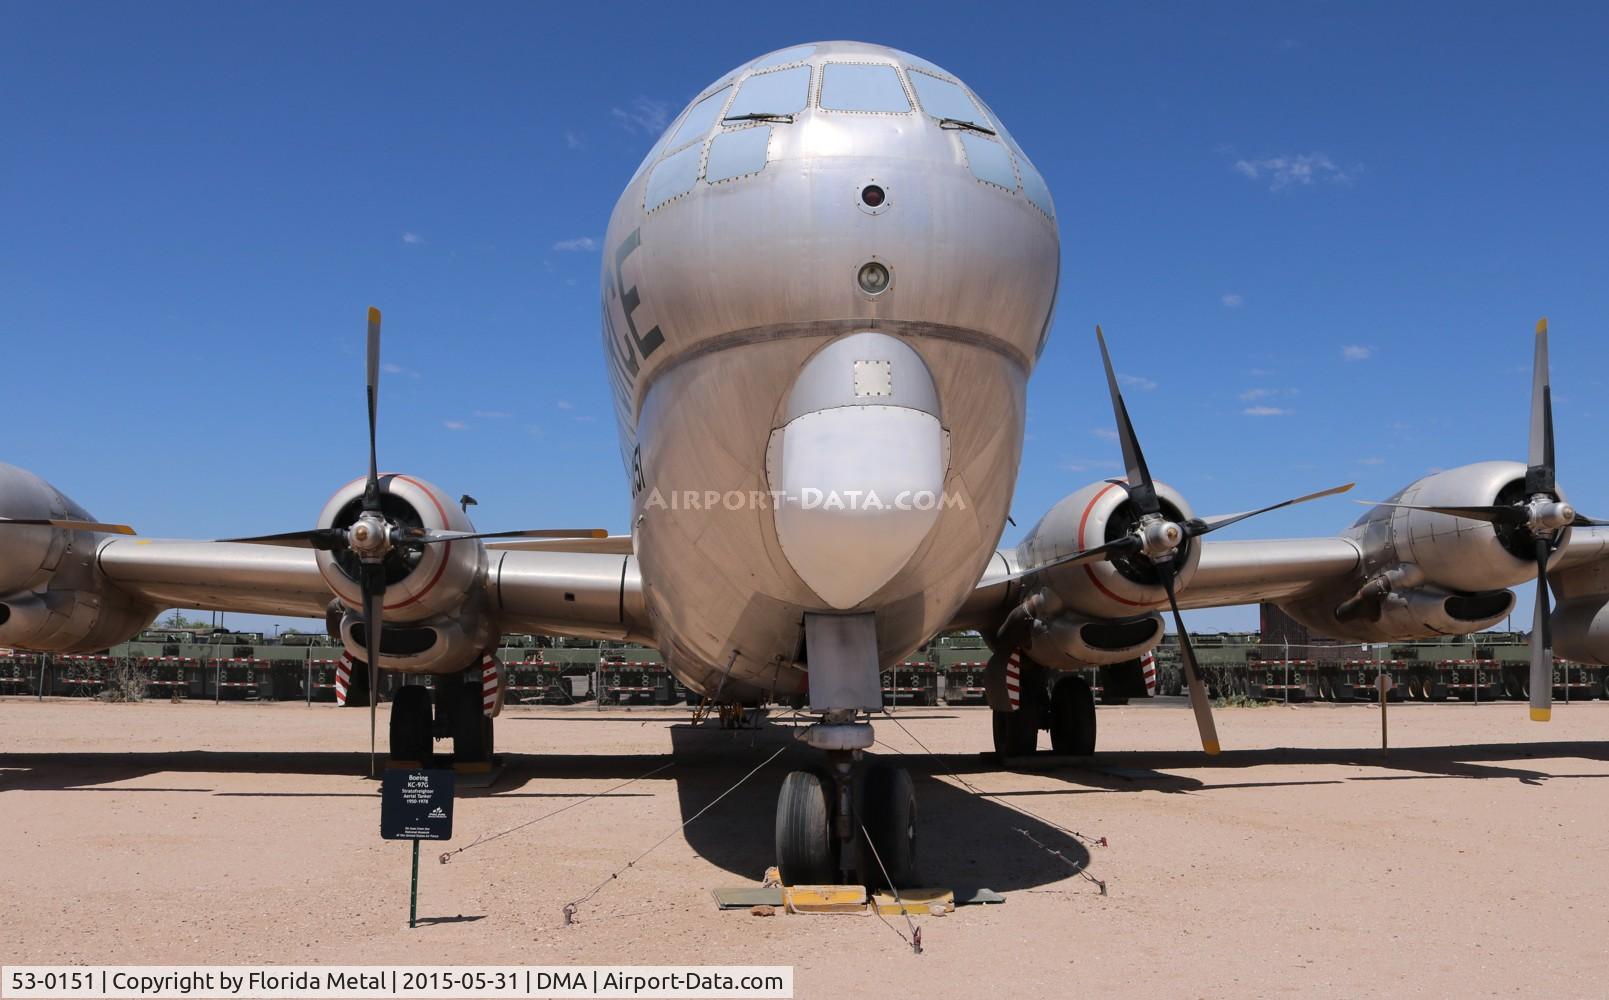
(381, 768, 455, 929)
(1378, 674, 1393, 751)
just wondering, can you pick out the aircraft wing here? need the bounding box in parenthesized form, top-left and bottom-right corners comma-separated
(91, 536, 648, 644)
(1174, 536, 1361, 610)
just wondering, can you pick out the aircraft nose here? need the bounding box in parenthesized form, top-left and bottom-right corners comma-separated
(767, 333, 949, 609)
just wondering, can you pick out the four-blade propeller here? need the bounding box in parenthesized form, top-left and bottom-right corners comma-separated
(222, 308, 604, 776)
(1004, 326, 1354, 755)
(1356, 319, 1593, 723)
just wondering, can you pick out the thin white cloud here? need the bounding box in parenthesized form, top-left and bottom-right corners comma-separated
(1091, 427, 1119, 441)
(1342, 344, 1375, 361)
(402, 232, 425, 245)
(1119, 373, 1158, 391)
(556, 400, 573, 410)
(1355, 456, 1386, 465)
(611, 98, 672, 135)
(553, 237, 598, 252)
(382, 361, 421, 380)
(1233, 153, 1355, 190)
(473, 410, 511, 419)
(1239, 387, 1299, 402)
(564, 130, 583, 150)
(572, 415, 596, 423)
(443, 420, 467, 431)
(1242, 405, 1291, 417)
(1221, 293, 1244, 308)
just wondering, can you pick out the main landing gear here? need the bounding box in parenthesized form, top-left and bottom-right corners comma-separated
(775, 713, 917, 888)
(991, 656, 1097, 757)
(384, 662, 494, 767)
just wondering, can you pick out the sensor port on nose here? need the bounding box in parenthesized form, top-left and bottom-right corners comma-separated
(857, 261, 891, 295)
(857, 179, 890, 215)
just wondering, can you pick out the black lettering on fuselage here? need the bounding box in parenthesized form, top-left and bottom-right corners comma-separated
(613, 228, 664, 362)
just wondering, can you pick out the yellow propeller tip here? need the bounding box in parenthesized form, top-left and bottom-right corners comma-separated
(1536, 317, 1548, 335)
(1203, 740, 1221, 755)
(368, 306, 381, 323)
(588, 528, 608, 538)
(1530, 707, 1551, 722)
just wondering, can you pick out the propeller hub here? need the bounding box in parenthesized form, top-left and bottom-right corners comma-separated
(1527, 497, 1574, 534)
(1140, 517, 1183, 557)
(348, 513, 392, 560)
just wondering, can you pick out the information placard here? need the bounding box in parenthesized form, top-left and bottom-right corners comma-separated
(380, 769, 455, 841)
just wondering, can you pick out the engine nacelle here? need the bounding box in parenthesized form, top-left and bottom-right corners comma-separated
(1023, 608, 1164, 669)
(1284, 574, 1515, 642)
(314, 474, 486, 626)
(1554, 599, 1609, 665)
(1350, 461, 1567, 594)
(0, 587, 158, 653)
(1015, 478, 1202, 619)
(337, 602, 497, 675)
(0, 462, 160, 652)
(1368, 585, 1513, 639)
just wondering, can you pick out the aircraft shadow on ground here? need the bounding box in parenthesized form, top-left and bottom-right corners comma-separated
(936, 740, 1609, 793)
(10, 725, 1608, 890)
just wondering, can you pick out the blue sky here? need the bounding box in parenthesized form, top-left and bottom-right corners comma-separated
(4, 3, 1607, 635)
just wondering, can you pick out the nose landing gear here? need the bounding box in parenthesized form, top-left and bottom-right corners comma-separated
(775, 614, 918, 888)
(774, 749, 918, 887)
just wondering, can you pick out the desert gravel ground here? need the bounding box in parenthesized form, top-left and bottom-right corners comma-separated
(2, 695, 1608, 998)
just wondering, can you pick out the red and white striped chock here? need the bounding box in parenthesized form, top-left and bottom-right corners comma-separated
(1004, 650, 1022, 711)
(1141, 651, 1158, 696)
(481, 652, 504, 718)
(333, 653, 352, 706)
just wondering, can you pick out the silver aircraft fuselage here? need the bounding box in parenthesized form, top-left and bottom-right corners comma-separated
(598, 41, 1060, 700)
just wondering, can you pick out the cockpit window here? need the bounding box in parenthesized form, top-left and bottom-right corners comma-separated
(666, 85, 732, 150)
(819, 63, 911, 113)
(958, 133, 1018, 192)
(908, 70, 984, 123)
(727, 65, 811, 119)
(645, 143, 703, 212)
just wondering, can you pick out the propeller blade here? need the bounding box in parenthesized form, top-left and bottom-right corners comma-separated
(363, 306, 383, 513)
(1158, 559, 1219, 754)
(361, 561, 385, 778)
(1094, 326, 1160, 515)
(1352, 500, 1523, 525)
(1526, 318, 1554, 495)
(1193, 483, 1356, 537)
(0, 517, 135, 535)
(218, 528, 347, 549)
(997, 535, 1144, 583)
(399, 527, 609, 545)
(1530, 538, 1553, 722)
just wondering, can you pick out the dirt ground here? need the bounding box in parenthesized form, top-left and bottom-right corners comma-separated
(2, 695, 1607, 998)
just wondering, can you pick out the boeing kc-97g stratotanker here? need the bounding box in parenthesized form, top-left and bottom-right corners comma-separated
(5, 41, 1608, 887)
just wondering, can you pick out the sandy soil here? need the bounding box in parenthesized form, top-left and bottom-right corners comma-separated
(2, 695, 1607, 998)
